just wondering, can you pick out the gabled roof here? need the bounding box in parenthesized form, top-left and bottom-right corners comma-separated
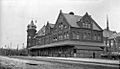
(109, 32, 120, 39)
(36, 11, 103, 37)
(62, 13, 82, 28)
(36, 25, 46, 36)
(36, 22, 54, 37)
(62, 12, 102, 31)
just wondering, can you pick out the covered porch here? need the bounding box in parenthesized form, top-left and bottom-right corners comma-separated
(28, 40, 106, 58)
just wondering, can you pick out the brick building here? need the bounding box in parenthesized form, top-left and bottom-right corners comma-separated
(108, 32, 120, 53)
(27, 10, 106, 58)
(102, 16, 120, 59)
(102, 16, 117, 53)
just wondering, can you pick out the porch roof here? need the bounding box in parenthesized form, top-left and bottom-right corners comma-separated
(28, 40, 106, 50)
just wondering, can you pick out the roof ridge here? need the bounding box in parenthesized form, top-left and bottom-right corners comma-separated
(62, 13, 82, 17)
(62, 12, 82, 28)
(49, 23, 55, 25)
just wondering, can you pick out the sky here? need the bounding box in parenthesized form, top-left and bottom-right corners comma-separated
(0, 0, 120, 49)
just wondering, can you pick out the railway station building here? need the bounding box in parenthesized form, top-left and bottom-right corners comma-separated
(27, 10, 106, 58)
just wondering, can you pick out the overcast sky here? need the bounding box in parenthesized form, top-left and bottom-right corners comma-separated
(0, 0, 120, 49)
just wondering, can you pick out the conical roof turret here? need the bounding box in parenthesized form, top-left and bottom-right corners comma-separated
(27, 20, 36, 29)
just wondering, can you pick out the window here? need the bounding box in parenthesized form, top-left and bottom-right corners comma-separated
(53, 35, 57, 41)
(72, 31, 76, 39)
(107, 40, 109, 46)
(64, 32, 69, 39)
(76, 32, 79, 39)
(87, 33, 91, 40)
(45, 36, 49, 44)
(104, 41, 106, 44)
(98, 34, 101, 41)
(83, 32, 91, 40)
(61, 24, 63, 29)
(38, 39, 40, 44)
(82, 22, 91, 28)
(64, 33, 67, 39)
(76, 35, 79, 39)
(88, 23, 91, 28)
(111, 40, 114, 46)
(83, 23, 86, 28)
(64, 25, 67, 29)
(72, 31, 80, 39)
(59, 34, 63, 40)
(93, 34, 97, 40)
(66, 32, 69, 39)
(59, 23, 64, 30)
(83, 32, 87, 39)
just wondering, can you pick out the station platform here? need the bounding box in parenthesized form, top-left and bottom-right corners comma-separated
(9, 56, 119, 68)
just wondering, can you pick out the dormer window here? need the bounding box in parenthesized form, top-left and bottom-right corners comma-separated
(59, 22, 64, 30)
(82, 22, 91, 29)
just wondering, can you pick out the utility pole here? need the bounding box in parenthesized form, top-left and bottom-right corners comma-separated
(22, 43, 24, 49)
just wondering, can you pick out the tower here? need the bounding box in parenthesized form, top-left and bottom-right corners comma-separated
(106, 15, 109, 30)
(27, 20, 37, 48)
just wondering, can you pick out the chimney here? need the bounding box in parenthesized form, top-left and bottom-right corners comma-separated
(69, 12, 74, 15)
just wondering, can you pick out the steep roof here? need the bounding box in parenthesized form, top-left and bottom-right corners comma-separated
(62, 13, 82, 28)
(36, 23, 54, 37)
(36, 11, 103, 37)
(37, 25, 46, 36)
(27, 20, 36, 29)
(62, 12, 102, 31)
